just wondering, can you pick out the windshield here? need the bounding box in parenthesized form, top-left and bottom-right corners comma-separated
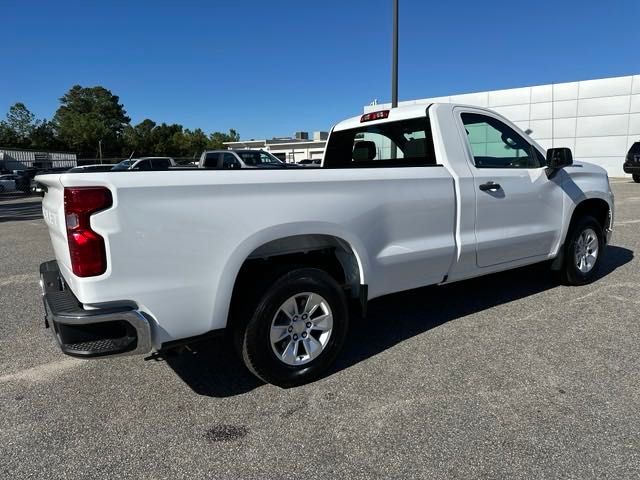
(237, 151, 282, 166)
(111, 159, 133, 170)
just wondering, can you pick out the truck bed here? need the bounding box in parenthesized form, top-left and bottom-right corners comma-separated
(36, 166, 456, 347)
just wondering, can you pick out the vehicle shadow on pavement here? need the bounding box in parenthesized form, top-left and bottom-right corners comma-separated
(334, 245, 633, 374)
(0, 198, 42, 223)
(163, 339, 264, 397)
(165, 245, 633, 397)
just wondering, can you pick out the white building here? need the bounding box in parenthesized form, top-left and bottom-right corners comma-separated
(224, 131, 328, 163)
(364, 74, 640, 178)
(0, 148, 77, 172)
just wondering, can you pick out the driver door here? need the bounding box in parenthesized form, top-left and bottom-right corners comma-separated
(458, 109, 564, 268)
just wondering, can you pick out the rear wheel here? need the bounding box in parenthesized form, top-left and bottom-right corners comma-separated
(559, 215, 604, 285)
(633, 173, 640, 183)
(235, 268, 349, 387)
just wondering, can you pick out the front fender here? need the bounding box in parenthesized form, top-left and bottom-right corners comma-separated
(558, 162, 614, 248)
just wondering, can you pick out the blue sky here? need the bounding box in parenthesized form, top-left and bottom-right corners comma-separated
(1, 0, 638, 139)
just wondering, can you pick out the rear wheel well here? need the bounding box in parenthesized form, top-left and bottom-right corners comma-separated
(235, 248, 348, 290)
(229, 235, 364, 329)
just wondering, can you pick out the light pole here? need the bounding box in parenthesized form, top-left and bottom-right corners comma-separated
(391, 0, 399, 109)
(390, 0, 399, 158)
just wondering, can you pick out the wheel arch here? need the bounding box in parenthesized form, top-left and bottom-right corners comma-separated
(552, 195, 612, 270)
(566, 197, 612, 242)
(213, 224, 370, 331)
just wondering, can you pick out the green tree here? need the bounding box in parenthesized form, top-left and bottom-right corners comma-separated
(0, 121, 19, 147)
(150, 123, 184, 156)
(207, 129, 240, 150)
(122, 119, 157, 157)
(30, 120, 63, 151)
(53, 85, 130, 157)
(0, 103, 40, 148)
(182, 128, 209, 158)
(0, 103, 64, 151)
(6, 103, 36, 143)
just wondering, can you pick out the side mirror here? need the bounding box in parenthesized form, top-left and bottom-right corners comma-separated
(546, 147, 573, 169)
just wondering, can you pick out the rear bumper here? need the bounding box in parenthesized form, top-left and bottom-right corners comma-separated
(39, 260, 152, 358)
(623, 162, 640, 174)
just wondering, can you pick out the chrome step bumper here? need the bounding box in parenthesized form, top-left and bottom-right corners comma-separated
(39, 260, 152, 358)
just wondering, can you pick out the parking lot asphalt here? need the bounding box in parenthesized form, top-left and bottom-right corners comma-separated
(1, 181, 639, 479)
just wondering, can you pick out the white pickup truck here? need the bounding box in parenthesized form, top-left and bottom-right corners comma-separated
(36, 103, 614, 387)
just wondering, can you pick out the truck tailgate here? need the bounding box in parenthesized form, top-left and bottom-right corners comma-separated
(36, 174, 73, 275)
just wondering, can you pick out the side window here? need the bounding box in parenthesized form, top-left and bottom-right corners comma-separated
(222, 153, 240, 169)
(203, 153, 220, 168)
(239, 152, 258, 166)
(324, 117, 437, 168)
(260, 152, 278, 164)
(152, 159, 170, 170)
(461, 113, 544, 169)
(135, 159, 152, 170)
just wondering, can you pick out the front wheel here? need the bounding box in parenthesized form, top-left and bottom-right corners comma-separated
(559, 215, 604, 285)
(633, 173, 640, 183)
(236, 268, 349, 387)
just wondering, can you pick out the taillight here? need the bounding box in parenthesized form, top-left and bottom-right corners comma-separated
(64, 187, 112, 277)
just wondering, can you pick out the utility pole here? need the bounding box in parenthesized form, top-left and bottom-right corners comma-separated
(98, 139, 103, 164)
(391, 0, 399, 109)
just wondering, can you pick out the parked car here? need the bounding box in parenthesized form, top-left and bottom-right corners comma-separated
(111, 157, 176, 171)
(36, 103, 614, 387)
(13, 171, 33, 193)
(198, 149, 298, 169)
(0, 174, 17, 193)
(298, 159, 321, 166)
(0, 173, 32, 193)
(623, 141, 640, 183)
(68, 164, 115, 173)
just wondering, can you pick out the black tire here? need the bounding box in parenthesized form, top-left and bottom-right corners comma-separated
(633, 174, 640, 183)
(235, 268, 349, 387)
(559, 215, 604, 286)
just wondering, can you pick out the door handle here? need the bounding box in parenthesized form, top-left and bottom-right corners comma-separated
(479, 181, 501, 192)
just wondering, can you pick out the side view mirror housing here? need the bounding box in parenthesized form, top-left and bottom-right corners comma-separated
(546, 147, 573, 169)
